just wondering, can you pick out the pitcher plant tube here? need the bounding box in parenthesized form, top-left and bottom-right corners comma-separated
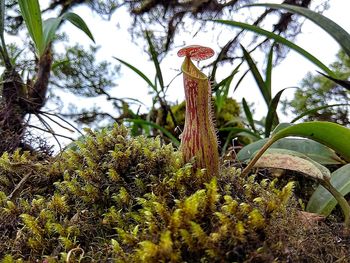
(178, 45, 219, 177)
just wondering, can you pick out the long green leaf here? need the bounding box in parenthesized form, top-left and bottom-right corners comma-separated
(264, 88, 294, 137)
(317, 71, 350, 91)
(18, 0, 44, 56)
(241, 44, 271, 106)
(145, 31, 164, 92)
(42, 17, 61, 49)
(237, 137, 344, 165)
(242, 98, 257, 133)
(233, 69, 249, 92)
(43, 12, 95, 49)
(61, 12, 95, 43)
(307, 164, 350, 216)
(255, 148, 330, 180)
(215, 65, 240, 113)
(114, 57, 157, 92)
(242, 122, 350, 176)
(125, 118, 180, 146)
(248, 3, 350, 58)
(291, 103, 350, 123)
(272, 122, 350, 162)
(216, 20, 334, 77)
(213, 74, 232, 93)
(265, 43, 274, 97)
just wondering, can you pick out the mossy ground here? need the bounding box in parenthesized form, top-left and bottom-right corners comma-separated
(0, 125, 349, 262)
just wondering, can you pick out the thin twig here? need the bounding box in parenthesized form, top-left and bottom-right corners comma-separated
(8, 172, 31, 199)
(27, 124, 74, 141)
(39, 111, 80, 134)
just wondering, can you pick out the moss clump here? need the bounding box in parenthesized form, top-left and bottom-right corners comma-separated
(0, 125, 349, 262)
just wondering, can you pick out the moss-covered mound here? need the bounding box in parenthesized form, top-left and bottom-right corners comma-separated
(0, 125, 349, 262)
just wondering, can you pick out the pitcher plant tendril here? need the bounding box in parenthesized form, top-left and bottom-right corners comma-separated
(178, 45, 219, 176)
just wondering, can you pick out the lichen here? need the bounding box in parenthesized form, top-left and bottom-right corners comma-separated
(0, 124, 349, 262)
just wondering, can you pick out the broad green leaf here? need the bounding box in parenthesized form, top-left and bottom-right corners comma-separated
(272, 122, 350, 162)
(242, 98, 257, 133)
(241, 44, 271, 106)
(43, 12, 95, 49)
(264, 88, 294, 137)
(114, 57, 157, 93)
(307, 164, 350, 216)
(145, 31, 164, 92)
(216, 20, 334, 77)
(42, 17, 61, 49)
(237, 137, 343, 165)
(61, 12, 95, 43)
(125, 118, 180, 146)
(291, 103, 350, 123)
(18, 0, 45, 56)
(248, 3, 350, 58)
(255, 149, 330, 180)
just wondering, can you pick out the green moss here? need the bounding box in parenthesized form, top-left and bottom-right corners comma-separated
(0, 124, 349, 262)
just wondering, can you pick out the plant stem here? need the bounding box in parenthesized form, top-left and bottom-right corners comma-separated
(320, 179, 350, 227)
(241, 136, 275, 177)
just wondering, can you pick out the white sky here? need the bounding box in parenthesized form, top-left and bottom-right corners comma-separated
(34, 1, 350, 147)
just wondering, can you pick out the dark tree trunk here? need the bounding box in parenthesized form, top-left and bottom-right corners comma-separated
(0, 47, 52, 154)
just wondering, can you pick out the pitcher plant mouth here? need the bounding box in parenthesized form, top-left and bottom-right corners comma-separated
(182, 57, 207, 81)
(178, 45, 219, 177)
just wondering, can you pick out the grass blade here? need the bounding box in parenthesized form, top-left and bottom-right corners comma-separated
(265, 43, 274, 96)
(61, 12, 95, 43)
(317, 71, 350, 91)
(18, 0, 44, 56)
(242, 98, 257, 133)
(145, 31, 164, 92)
(114, 57, 157, 93)
(264, 87, 294, 137)
(241, 44, 271, 106)
(215, 65, 240, 113)
(216, 20, 334, 77)
(291, 103, 350, 123)
(125, 118, 180, 146)
(233, 69, 249, 92)
(248, 3, 350, 58)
